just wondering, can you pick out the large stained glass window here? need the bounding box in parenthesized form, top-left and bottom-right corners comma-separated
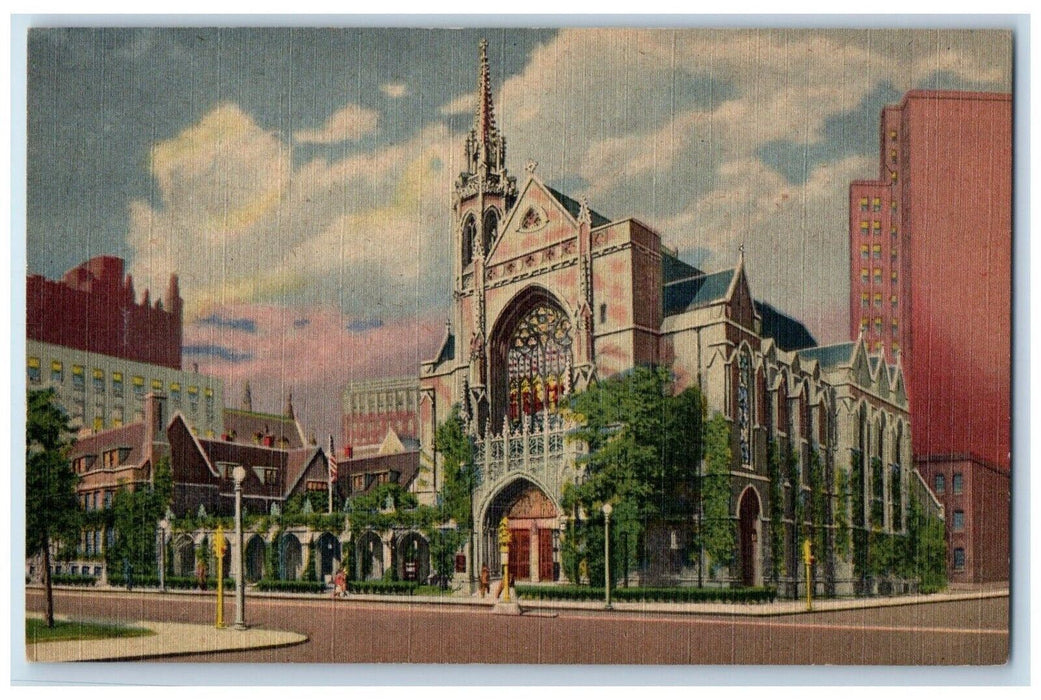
(507, 303, 573, 425)
(738, 353, 752, 465)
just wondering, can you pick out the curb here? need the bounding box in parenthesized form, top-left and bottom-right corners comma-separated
(30, 583, 1009, 617)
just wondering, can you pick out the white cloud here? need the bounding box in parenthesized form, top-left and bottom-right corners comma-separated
(380, 82, 408, 99)
(439, 91, 475, 115)
(293, 104, 380, 144)
(129, 104, 458, 322)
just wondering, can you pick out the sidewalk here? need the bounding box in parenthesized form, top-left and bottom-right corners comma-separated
(25, 614, 307, 662)
(34, 580, 1008, 617)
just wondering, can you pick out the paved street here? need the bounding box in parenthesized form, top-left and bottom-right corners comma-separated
(25, 588, 1008, 665)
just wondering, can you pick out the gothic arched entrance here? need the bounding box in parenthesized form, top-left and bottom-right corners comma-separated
(483, 478, 560, 582)
(280, 533, 302, 581)
(355, 531, 384, 581)
(245, 535, 266, 582)
(738, 487, 762, 587)
(173, 534, 195, 577)
(397, 532, 430, 583)
(316, 532, 341, 579)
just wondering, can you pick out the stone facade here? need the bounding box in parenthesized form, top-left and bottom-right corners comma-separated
(414, 42, 926, 594)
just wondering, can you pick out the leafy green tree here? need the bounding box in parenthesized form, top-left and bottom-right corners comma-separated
(702, 412, 734, 571)
(565, 366, 705, 583)
(26, 389, 81, 627)
(106, 457, 175, 581)
(765, 440, 786, 582)
(433, 406, 476, 582)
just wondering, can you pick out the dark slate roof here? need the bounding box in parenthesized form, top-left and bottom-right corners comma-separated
(755, 301, 817, 351)
(69, 423, 147, 463)
(545, 186, 611, 227)
(222, 408, 305, 449)
(663, 268, 736, 315)
(343, 451, 420, 496)
(797, 342, 855, 368)
(662, 253, 702, 284)
(433, 330, 455, 366)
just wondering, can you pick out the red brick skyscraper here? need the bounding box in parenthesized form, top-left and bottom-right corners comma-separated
(849, 90, 1011, 583)
(849, 90, 1011, 470)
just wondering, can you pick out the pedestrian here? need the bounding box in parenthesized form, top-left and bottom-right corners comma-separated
(334, 568, 346, 598)
(479, 564, 490, 598)
(196, 558, 208, 591)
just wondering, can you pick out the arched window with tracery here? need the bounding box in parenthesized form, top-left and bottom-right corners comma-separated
(737, 351, 753, 466)
(505, 302, 573, 426)
(461, 215, 477, 268)
(483, 209, 500, 255)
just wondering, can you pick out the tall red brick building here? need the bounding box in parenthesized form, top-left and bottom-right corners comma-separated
(27, 256, 183, 370)
(849, 90, 1011, 583)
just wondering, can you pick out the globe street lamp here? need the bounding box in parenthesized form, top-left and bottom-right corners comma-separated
(158, 515, 169, 592)
(602, 502, 613, 610)
(232, 465, 247, 631)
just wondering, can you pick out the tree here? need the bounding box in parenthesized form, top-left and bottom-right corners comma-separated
(565, 365, 705, 584)
(434, 405, 476, 582)
(26, 389, 81, 627)
(107, 457, 175, 582)
(701, 412, 735, 572)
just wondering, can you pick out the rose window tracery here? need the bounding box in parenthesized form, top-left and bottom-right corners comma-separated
(506, 303, 573, 425)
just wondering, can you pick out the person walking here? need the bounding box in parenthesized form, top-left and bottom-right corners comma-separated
(479, 564, 490, 598)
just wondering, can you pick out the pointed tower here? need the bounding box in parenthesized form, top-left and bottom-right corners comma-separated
(453, 39, 518, 435)
(241, 381, 253, 412)
(285, 390, 295, 420)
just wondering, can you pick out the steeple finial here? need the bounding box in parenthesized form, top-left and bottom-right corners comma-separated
(241, 380, 253, 411)
(476, 38, 497, 141)
(285, 390, 295, 420)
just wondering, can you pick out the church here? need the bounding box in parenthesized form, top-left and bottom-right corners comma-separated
(414, 41, 935, 596)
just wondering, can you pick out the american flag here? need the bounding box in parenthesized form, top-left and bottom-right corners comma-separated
(328, 435, 338, 481)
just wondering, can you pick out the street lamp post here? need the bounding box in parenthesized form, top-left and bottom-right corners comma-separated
(602, 503, 613, 610)
(232, 466, 247, 631)
(158, 516, 169, 592)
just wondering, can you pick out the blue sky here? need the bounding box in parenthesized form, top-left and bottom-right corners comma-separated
(26, 27, 1012, 439)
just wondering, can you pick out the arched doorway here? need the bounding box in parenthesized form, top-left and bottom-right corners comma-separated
(397, 532, 430, 583)
(280, 533, 302, 581)
(355, 531, 384, 580)
(483, 478, 560, 582)
(738, 487, 761, 587)
(173, 534, 195, 577)
(489, 288, 574, 432)
(316, 532, 341, 580)
(245, 535, 266, 582)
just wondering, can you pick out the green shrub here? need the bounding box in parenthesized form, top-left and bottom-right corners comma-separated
(255, 579, 327, 594)
(349, 580, 418, 595)
(515, 584, 777, 604)
(52, 573, 96, 587)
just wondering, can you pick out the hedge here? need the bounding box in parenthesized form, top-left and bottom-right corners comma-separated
(516, 585, 777, 604)
(348, 580, 419, 596)
(107, 572, 233, 590)
(255, 580, 327, 594)
(52, 574, 97, 587)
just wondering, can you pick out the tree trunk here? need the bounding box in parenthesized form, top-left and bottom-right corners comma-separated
(42, 540, 54, 628)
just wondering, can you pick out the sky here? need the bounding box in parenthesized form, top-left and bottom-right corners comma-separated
(26, 27, 1012, 443)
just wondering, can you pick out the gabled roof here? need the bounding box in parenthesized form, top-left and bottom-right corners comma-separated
(544, 185, 611, 227)
(797, 342, 855, 369)
(69, 422, 147, 463)
(284, 447, 326, 496)
(662, 252, 702, 284)
(755, 301, 817, 351)
(432, 328, 455, 366)
(222, 408, 305, 448)
(663, 268, 736, 315)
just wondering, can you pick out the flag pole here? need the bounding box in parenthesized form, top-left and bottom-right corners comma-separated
(328, 434, 334, 515)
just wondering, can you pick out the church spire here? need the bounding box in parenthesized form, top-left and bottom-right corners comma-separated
(456, 38, 516, 207)
(475, 38, 498, 146)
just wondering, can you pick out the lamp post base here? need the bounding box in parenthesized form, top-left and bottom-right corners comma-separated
(492, 601, 522, 616)
(233, 622, 249, 631)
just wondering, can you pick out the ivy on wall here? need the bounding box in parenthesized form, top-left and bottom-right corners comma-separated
(766, 440, 786, 581)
